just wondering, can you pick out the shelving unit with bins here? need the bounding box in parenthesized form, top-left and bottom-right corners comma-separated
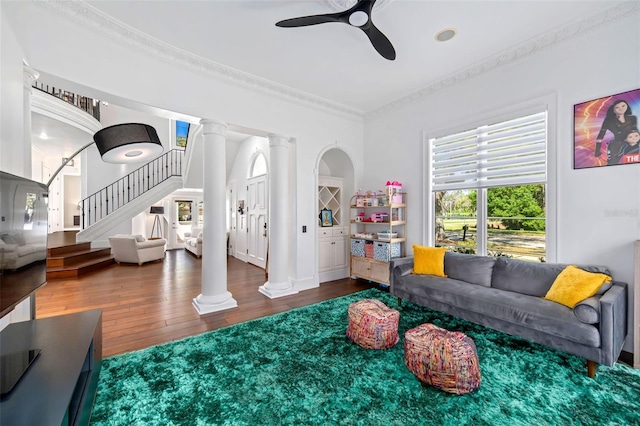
(349, 192, 406, 285)
(318, 177, 348, 282)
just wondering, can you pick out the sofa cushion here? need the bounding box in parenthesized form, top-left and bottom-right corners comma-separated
(394, 274, 600, 348)
(444, 252, 495, 287)
(573, 296, 600, 324)
(544, 265, 611, 308)
(412, 245, 446, 277)
(491, 257, 565, 297)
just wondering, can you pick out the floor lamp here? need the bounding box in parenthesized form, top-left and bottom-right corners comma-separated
(46, 123, 164, 188)
(150, 206, 165, 239)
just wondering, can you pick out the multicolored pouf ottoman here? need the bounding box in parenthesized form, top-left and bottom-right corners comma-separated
(404, 323, 481, 394)
(346, 299, 400, 349)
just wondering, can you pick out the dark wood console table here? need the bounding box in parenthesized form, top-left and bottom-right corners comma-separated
(0, 310, 102, 426)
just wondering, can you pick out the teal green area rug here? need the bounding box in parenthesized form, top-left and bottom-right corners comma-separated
(91, 289, 640, 426)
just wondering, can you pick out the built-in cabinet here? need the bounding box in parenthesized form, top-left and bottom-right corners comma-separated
(318, 177, 348, 282)
(349, 192, 406, 285)
(318, 227, 348, 272)
(318, 176, 343, 226)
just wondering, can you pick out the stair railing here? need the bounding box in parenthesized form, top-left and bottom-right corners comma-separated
(32, 82, 101, 121)
(80, 149, 184, 228)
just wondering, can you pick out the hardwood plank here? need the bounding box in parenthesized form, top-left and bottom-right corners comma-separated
(36, 250, 378, 357)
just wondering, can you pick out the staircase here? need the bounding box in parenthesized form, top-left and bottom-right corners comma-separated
(47, 231, 114, 280)
(76, 149, 184, 243)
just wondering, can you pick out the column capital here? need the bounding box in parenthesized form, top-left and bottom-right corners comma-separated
(200, 119, 228, 137)
(23, 65, 39, 89)
(268, 133, 290, 148)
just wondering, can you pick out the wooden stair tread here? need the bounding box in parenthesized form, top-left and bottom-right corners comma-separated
(47, 256, 115, 279)
(47, 255, 114, 271)
(48, 247, 112, 261)
(46, 231, 115, 279)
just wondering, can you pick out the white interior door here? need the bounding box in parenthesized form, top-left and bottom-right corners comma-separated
(247, 175, 267, 269)
(228, 181, 237, 256)
(48, 173, 62, 233)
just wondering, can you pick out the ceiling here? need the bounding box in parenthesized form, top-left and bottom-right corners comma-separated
(82, 0, 620, 113)
(31, 0, 624, 157)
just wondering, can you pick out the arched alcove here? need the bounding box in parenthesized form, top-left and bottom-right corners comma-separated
(316, 147, 355, 283)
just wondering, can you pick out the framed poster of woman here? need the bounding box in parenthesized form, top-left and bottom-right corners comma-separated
(574, 88, 640, 169)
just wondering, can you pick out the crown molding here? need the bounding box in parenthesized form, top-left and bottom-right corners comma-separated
(35, 0, 364, 120)
(365, 1, 640, 118)
(34, 1, 637, 121)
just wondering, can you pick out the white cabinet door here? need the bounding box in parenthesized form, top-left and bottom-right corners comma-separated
(333, 237, 348, 270)
(318, 238, 333, 272)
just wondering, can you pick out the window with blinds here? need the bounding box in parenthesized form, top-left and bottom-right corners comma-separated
(431, 111, 547, 191)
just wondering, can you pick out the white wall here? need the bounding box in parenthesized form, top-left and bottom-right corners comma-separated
(363, 17, 640, 352)
(0, 4, 27, 177)
(8, 4, 364, 290)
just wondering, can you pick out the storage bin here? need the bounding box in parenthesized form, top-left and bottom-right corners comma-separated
(377, 231, 398, 241)
(373, 241, 401, 262)
(365, 241, 375, 258)
(351, 239, 365, 257)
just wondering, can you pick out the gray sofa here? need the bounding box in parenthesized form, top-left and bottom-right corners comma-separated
(389, 252, 628, 378)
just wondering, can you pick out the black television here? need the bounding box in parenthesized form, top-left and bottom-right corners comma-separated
(0, 171, 48, 319)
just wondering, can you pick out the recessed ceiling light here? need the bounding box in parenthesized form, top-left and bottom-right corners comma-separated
(435, 28, 457, 42)
(39, 132, 48, 140)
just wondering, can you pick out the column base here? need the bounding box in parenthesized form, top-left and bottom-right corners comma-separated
(259, 281, 299, 299)
(192, 292, 238, 315)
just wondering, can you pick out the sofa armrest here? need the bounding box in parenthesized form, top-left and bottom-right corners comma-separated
(0, 243, 18, 253)
(598, 281, 628, 366)
(389, 257, 414, 292)
(137, 239, 166, 249)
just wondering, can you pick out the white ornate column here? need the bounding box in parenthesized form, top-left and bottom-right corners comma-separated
(193, 119, 237, 314)
(259, 134, 298, 298)
(23, 65, 39, 178)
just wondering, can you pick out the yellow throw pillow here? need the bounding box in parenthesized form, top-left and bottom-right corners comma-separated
(412, 245, 447, 277)
(544, 265, 611, 308)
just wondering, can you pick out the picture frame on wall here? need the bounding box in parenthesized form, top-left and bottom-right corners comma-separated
(574, 88, 640, 169)
(320, 208, 333, 227)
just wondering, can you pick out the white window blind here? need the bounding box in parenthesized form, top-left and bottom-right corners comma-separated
(431, 111, 547, 191)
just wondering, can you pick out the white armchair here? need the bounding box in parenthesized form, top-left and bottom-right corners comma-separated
(184, 226, 202, 258)
(108, 234, 166, 265)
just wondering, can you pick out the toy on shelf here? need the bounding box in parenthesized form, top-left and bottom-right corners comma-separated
(371, 212, 389, 223)
(386, 181, 402, 197)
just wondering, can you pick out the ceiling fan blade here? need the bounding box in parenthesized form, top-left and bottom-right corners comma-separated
(361, 23, 396, 61)
(276, 14, 340, 28)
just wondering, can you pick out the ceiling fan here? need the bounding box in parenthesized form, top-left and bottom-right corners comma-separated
(275, 0, 396, 61)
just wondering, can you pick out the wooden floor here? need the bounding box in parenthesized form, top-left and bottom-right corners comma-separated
(36, 250, 377, 358)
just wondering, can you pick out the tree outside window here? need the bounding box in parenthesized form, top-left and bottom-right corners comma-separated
(435, 185, 546, 261)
